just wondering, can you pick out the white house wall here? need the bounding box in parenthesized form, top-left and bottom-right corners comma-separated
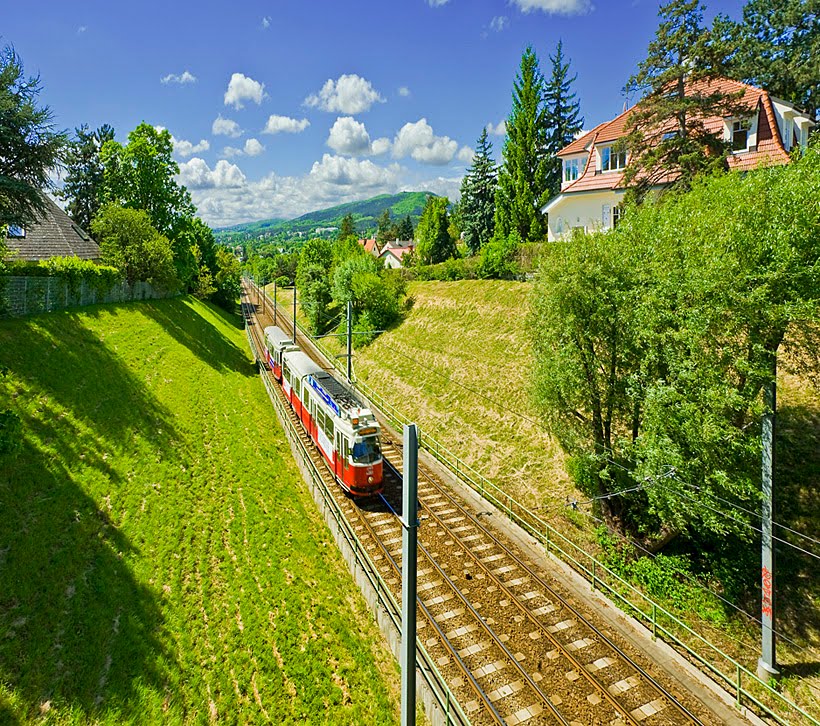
(546, 190, 625, 241)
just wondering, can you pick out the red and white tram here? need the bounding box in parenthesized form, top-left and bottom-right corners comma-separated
(280, 347, 383, 496)
(263, 325, 297, 381)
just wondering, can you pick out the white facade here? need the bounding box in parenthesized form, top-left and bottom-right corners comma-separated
(545, 189, 626, 241)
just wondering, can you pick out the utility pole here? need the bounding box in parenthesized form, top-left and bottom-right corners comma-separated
(261, 278, 265, 315)
(273, 280, 277, 325)
(292, 287, 297, 343)
(346, 300, 353, 383)
(758, 367, 778, 681)
(401, 423, 418, 726)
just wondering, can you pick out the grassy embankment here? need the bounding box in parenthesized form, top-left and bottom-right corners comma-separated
(0, 297, 399, 724)
(270, 279, 820, 717)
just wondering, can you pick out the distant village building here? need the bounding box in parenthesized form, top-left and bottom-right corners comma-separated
(378, 240, 414, 269)
(358, 238, 380, 257)
(5, 195, 100, 261)
(543, 78, 815, 241)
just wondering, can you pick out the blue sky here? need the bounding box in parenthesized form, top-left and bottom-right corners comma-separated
(6, 0, 745, 227)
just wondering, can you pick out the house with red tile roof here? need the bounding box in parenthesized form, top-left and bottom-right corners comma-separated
(358, 237, 380, 257)
(542, 78, 815, 241)
(379, 243, 414, 269)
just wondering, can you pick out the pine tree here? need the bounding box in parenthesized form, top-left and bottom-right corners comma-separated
(459, 128, 497, 255)
(623, 0, 747, 197)
(543, 41, 584, 199)
(396, 215, 414, 241)
(59, 123, 115, 231)
(375, 208, 392, 244)
(338, 213, 357, 241)
(717, 0, 819, 121)
(495, 46, 549, 243)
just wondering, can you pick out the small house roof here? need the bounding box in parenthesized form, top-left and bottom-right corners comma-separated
(6, 195, 101, 261)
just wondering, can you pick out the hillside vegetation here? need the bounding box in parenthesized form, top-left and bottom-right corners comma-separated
(0, 298, 399, 724)
(215, 191, 434, 249)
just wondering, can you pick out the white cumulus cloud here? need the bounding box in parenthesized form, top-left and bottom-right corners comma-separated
(172, 136, 210, 157)
(309, 154, 400, 188)
(262, 115, 310, 134)
(161, 70, 197, 85)
(486, 120, 507, 136)
(457, 146, 475, 164)
(244, 138, 265, 156)
(327, 116, 386, 156)
(179, 158, 247, 189)
(212, 115, 243, 138)
(224, 73, 265, 109)
(392, 118, 469, 165)
(305, 74, 384, 115)
(510, 0, 592, 14)
(261, 16, 271, 28)
(398, 86, 411, 97)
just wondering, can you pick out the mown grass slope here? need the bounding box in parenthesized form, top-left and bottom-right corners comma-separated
(0, 298, 399, 725)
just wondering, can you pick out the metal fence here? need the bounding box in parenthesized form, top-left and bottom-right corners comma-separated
(0, 276, 173, 319)
(251, 279, 818, 726)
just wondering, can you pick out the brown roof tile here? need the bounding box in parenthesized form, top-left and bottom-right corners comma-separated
(6, 195, 101, 261)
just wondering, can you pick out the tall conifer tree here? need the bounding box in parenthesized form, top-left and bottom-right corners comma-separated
(59, 123, 115, 231)
(543, 41, 584, 199)
(459, 128, 497, 255)
(623, 0, 746, 197)
(495, 46, 549, 243)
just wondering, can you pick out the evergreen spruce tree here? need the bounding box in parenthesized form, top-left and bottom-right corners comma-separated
(59, 123, 115, 231)
(338, 213, 357, 241)
(623, 0, 747, 197)
(543, 41, 584, 199)
(459, 128, 497, 255)
(396, 215, 414, 241)
(495, 46, 549, 243)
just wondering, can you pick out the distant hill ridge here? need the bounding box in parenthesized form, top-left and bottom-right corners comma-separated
(214, 191, 436, 245)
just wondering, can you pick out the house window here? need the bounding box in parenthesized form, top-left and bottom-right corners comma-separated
(563, 158, 581, 182)
(600, 146, 627, 172)
(662, 130, 678, 141)
(7, 225, 25, 238)
(613, 205, 624, 228)
(732, 119, 750, 151)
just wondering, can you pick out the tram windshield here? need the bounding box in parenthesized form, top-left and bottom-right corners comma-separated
(352, 436, 381, 464)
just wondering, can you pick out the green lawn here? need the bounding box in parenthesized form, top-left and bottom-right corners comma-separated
(0, 297, 399, 724)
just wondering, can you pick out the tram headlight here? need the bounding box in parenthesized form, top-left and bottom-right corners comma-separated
(367, 475, 374, 484)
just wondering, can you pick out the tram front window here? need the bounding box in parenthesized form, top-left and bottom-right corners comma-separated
(352, 436, 381, 464)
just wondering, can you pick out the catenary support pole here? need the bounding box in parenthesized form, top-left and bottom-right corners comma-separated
(758, 368, 778, 681)
(292, 287, 297, 342)
(273, 280, 277, 325)
(401, 423, 419, 726)
(346, 300, 353, 383)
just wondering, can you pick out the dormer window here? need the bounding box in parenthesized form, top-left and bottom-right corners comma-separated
(563, 157, 582, 183)
(7, 225, 25, 238)
(732, 119, 750, 151)
(600, 145, 627, 172)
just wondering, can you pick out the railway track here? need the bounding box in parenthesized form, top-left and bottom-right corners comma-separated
(241, 280, 719, 726)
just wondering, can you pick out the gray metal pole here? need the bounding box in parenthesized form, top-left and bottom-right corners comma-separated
(292, 287, 297, 342)
(273, 280, 277, 325)
(401, 423, 418, 726)
(261, 278, 265, 315)
(346, 300, 353, 383)
(758, 373, 778, 681)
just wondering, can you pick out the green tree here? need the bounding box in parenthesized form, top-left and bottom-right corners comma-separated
(415, 196, 455, 265)
(543, 40, 584, 199)
(396, 215, 414, 241)
(338, 213, 357, 241)
(459, 128, 497, 255)
(296, 238, 334, 334)
(212, 246, 242, 310)
(495, 46, 549, 243)
(58, 124, 115, 231)
(0, 46, 66, 228)
(91, 204, 178, 289)
(717, 0, 819, 120)
(100, 123, 194, 235)
(375, 209, 392, 245)
(623, 0, 747, 197)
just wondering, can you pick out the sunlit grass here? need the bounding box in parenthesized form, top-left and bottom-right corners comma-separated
(0, 297, 399, 725)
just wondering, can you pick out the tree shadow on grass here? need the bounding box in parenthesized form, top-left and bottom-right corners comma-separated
(137, 298, 256, 376)
(0, 311, 193, 720)
(0, 402, 172, 722)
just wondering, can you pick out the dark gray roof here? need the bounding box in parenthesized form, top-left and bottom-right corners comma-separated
(6, 195, 101, 261)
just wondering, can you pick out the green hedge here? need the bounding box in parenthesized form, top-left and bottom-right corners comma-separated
(5, 257, 122, 295)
